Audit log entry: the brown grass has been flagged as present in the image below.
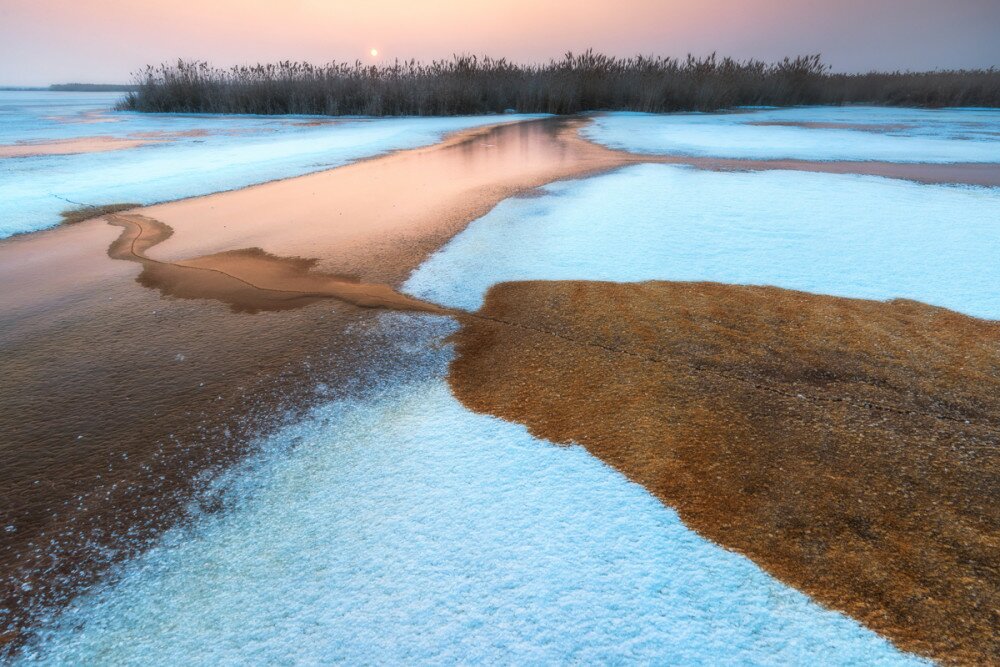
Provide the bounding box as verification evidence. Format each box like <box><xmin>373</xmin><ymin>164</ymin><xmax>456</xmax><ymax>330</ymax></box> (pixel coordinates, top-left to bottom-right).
<box><xmin>449</xmin><ymin>280</ymin><xmax>1000</xmax><ymax>665</ymax></box>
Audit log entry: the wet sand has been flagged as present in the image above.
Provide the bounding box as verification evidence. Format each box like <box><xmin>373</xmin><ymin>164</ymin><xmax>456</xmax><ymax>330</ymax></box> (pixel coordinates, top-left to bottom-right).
<box><xmin>0</xmin><ymin>117</ymin><xmax>642</xmax><ymax>649</ymax></box>
<box><xmin>0</xmin><ymin>136</ymin><xmax>152</xmax><ymax>158</ymax></box>
<box><xmin>448</xmin><ymin>281</ymin><xmax>1000</xmax><ymax>665</ymax></box>
<box><xmin>106</xmin><ymin>213</ymin><xmax>446</xmax><ymax>313</ymax></box>
<box><xmin>133</xmin><ymin>118</ymin><xmax>641</xmax><ymax>275</ymax></box>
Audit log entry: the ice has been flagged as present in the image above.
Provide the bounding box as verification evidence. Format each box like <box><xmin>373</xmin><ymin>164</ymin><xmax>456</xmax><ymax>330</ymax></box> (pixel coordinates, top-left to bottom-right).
<box><xmin>405</xmin><ymin>164</ymin><xmax>1000</xmax><ymax>319</ymax></box>
<box><xmin>0</xmin><ymin>91</ymin><xmax>540</xmax><ymax>238</ymax></box>
<box><xmin>584</xmin><ymin>108</ymin><xmax>1000</xmax><ymax>162</ymax></box>
<box><xmin>18</xmin><ymin>314</ymin><xmax>923</xmax><ymax>666</ymax></box>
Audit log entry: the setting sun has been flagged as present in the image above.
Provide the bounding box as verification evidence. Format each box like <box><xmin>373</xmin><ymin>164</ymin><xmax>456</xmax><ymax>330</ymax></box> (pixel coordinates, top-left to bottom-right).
<box><xmin>370</xmin><ymin>48</ymin><xmax>378</xmax><ymax>57</ymax></box>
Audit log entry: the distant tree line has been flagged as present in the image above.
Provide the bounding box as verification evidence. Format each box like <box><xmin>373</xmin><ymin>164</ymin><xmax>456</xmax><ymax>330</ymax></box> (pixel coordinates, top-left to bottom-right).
<box><xmin>50</xmin><ymin>83</ymin><xmax>138</xmax><ymax>92</ymax></box>
<box><xmin>117</xmin><ymin>52</ymin><xmax>1000</xmax><ymax>116</ymax></box>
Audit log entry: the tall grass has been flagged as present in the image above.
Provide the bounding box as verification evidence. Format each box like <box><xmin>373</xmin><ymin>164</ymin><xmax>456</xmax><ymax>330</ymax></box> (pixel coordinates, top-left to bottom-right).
<box><xmin>118</xmin><ymin>52</ymin><xmax>1000</xmax><ymax>116</ymax></box>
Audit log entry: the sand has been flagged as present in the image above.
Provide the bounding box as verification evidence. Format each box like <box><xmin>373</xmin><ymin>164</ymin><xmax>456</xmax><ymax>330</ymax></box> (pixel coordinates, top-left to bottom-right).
<box><xmin>448</xmin><ymin>280</ymin><xmax>1000</xmax><ymax>665</ymax></box>
<box><xmin>0</xmin><ymin>136</ymin><xmax>152</xmax><ymax>158</ymax></box>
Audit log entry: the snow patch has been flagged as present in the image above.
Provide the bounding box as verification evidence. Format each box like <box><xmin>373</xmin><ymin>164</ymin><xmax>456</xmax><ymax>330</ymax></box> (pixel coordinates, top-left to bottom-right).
<box><xmin>404</xmin><ymin>164</ymin><xmax>1000</xmax><ymax>319</ymax></box>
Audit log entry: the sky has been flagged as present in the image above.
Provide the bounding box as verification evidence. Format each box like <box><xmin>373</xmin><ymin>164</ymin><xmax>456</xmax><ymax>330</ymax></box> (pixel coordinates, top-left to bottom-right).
<box><xmin>1</xmin><ymin>0</ymin><xmax>998</xmax><ymax>86</ymax></box>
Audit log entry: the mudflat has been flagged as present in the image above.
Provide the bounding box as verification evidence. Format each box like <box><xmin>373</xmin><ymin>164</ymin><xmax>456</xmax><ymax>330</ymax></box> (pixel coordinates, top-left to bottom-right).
<box><xmin>448</xmin><ymin>280</ymin><xmax>1000</xmax><ymax>665</ymax></box>
<box><xmin>106</xmin><ymin>213</ymin><xmax>446</xmax><ymax>313</ymax></box>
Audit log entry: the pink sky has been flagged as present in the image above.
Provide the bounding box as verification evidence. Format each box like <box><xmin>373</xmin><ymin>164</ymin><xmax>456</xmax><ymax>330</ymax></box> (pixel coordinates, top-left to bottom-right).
<box><xmin>1</xmin><ymin>0</ymin><xmax>998</xmax><ymax>86</ymax></box>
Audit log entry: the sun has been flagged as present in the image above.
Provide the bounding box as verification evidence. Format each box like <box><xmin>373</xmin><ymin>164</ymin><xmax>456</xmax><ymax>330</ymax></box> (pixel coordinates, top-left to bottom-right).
<box><xmin>369</xmin><ymin>48</ymin><xmax>379</xmax><ymax>57</ymax></box>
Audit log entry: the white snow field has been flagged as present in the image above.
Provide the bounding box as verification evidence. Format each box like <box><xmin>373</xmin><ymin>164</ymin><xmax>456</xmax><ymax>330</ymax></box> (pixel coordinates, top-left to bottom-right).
<box><xmin>0</xmin><ymin>91</ymin><xmax>538</xmax><ymax>238</ymax></box>
<box><xmin>584</xmin><ymin>107</ymin><xmax>1000</xmax><ymax>162</ymax></box>
<box><xmin>18</xmin><ymin>315</ymin><xmax>924</xmax><ymax>666</ymax></box>
<box><xmin>405</xmin><ymin>164</ymin><xmax>1000</xmax><ymax>319</ymax></box>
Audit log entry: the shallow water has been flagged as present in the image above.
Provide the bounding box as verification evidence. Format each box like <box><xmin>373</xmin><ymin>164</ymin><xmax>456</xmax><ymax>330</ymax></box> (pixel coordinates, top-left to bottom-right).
<box><xmin>0</xmin><ymin>91</ymin><xmax>539</xmax><ymax>238</ymax></box>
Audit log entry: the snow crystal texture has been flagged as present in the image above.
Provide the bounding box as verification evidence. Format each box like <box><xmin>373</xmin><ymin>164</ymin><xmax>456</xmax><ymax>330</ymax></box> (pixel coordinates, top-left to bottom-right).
<box><xmin>0</xmin><ymin>91</ymin><xmax>538</xmax><ymax>238</ymax></box>
<box><xmin>584</xmin><ymin>107</ymin><xmax>1000</xmax><ymax>162</ymax></box>
<box><xmin>405</xmin><ymin>164</ymin><xmax>1000</xmax><ymax>319</ymax></box>
<box><xmin>19</xmin><ymin>314</ymin><xmax>923</xmax><ymax>666</ymax></box>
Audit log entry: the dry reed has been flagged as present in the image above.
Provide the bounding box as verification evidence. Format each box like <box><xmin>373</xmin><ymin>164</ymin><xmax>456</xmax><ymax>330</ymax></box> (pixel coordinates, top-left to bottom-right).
<box><xmin>118</xmin><ymin>52</ymin><xmax>1000</xmax><ymax>116</ymax></box>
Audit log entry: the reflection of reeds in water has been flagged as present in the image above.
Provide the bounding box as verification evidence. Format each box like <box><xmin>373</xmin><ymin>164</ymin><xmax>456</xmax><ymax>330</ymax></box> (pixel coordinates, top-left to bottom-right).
<box><xmin>118</xmin><ymin>52</ymin><xmax>1000</xmax><ymax>116</ymax></box>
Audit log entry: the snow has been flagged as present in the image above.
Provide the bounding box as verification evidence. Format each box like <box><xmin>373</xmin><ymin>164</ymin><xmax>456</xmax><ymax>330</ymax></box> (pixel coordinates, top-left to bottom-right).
<box><xmin>11</xmin><ymin>105</ymin><xmax>980</xmax><ymax>664</ymax></box>
<box><xmin>405</xmin><ymin>164</ymin><xmax>1000</xmax><ymax>319</ymax></box>
<box><xmin>18</xmin><ymin>314</ymin><xmax>923</xmax><ymax>666</ymax></box>
<box><xmin>584</xmin><ymin>107</ymin><xmax>1000</xmax><ymax>162</ymax></box>
<box><xmin>0</xmin><ymin>91</ymin><xmax>539</xmax><ymax>238</ymax></box>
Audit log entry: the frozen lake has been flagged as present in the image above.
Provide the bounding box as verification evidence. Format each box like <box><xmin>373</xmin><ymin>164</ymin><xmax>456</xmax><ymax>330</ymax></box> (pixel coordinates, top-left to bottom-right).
<box><xmin>8</xmin><ymin>105</ymin><xmax>998</xmax><ymax>664</ymax></box>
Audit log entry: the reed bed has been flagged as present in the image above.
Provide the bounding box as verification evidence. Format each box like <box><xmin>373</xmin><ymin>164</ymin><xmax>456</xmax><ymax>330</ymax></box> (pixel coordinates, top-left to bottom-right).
<box><xmin>118</xmin><ymin>52</ymin><xmax>1000</xmax><ymax>116</ymax></box>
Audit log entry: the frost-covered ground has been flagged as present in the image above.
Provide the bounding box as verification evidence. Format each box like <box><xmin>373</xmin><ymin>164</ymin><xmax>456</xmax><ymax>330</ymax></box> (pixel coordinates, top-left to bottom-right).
<box><xmin>14</xmin><ymin>107</ymin><xmax>995</xmax><ymax>664</ymax></box>
<box><xmin>584</xmin><ymin>107</ymin><xmax>1000</xmax><ymax>162</ymax></box>
<box><xmin>405</xmin><ymin>165</ymin><xmax>1000</xmax><ymax>319</ymax></box>
<box><xmin>18</xmin><ymin>315</ymin><xmax>922</xmax><ymax>666</ymax></box>
<box><xmin>0</xmin><ymin>91</ymin><xmax>537</xmax><ymax>238</ymax></box>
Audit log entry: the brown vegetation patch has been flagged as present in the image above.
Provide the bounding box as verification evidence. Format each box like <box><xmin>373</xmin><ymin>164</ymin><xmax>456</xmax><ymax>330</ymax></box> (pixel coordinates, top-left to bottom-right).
<box><xmin>448</xmin><ymin>280</ymin><xmax>1000</xmax><ymax>664</ymax></box>
<box><xmin>670</xmin><ymin>156</ymin><xmax>1000</xmax><ymax>188</ymax></box>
